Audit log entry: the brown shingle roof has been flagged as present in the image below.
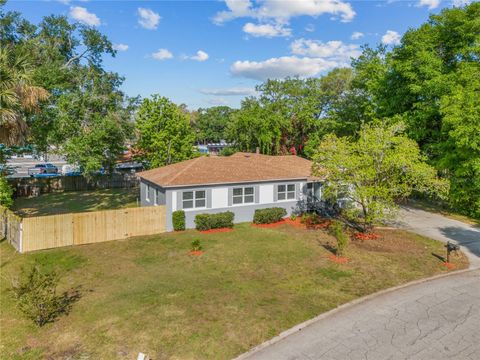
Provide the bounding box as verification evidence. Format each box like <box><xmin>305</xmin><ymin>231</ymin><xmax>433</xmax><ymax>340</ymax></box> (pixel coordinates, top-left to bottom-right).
<box><xmin>137</xmin><ymin>152</ymin><xmax>315</xmax><ymax>187</ymax></box>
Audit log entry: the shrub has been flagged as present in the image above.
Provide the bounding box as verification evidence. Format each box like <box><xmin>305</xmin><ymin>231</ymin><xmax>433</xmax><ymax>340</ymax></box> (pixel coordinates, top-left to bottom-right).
<box><xmin>0</xmin><ymin>175</ymin><xmax>13</xmax><ymax>208</ymax></box>
<box><xmin>172</xmin><ymin>210</ymin><xmax>185</xmax><ymax>231</ymax></box>
<box><xmin>11</xmin><ymin>266</ymin><xmax>81</xmax><ymax>327</ymax></box>
<box><xmin>300</xmin><ymin>212</ymin><xmax>324</xmax><ymax>228</ymax></box>
<box><xmin>191</xmin><ymin>239</ymin><xmax>202</xmax><ymax>251</ymax></box>
<box><xmin>290</xmin><ymin>213</ymin><xmax>297</xmax><ymax>221</ymax></box>
<box><xmin>253</xmin><ymin>207</ymin><xmax>287</xmax><ymax>224</ymax></box>
<box><xmin>331</xmin><ymin>221</ymin><xmax>349</xmax><ymax>257</ymax></box>
<box><xmin>195</xmin><ymin>211</ymin><xmax>234</xmax><ymax>231</ymax></box>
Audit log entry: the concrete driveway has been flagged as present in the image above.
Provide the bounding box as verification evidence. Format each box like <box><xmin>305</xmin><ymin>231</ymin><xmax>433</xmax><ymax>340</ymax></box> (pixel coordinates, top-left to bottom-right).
<box><xmin>236</xmin><ymin>209</ymin><xmax>480</xmax><ymax>360</ymax></box>
<box><xmin>396</xmin><ymin>207</ymin><xmax>480</xmax><ymax>268</ymax></box>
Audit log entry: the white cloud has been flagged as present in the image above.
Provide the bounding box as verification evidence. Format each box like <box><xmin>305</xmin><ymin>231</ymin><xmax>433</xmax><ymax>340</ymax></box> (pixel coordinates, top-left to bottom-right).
<box><xmin>183</xmin><ymin>50</ymin><xmax>209</xmax><ymax>62</ymax></box>
<box><xmin>243</xmin><ymin>22</ymin><xmax>291</xmax><ymax>38</ymax></box>
<box><xmin>231</xmin><ymin>56</ymin><xmax>340</xmax><ymax>81</ymax></box>
<box><xmin>113</xmin><ymin>44</ymin><xmax>129</xmax><ymax>52</ymax></box>
<box><xmin>417</xmin><ymin>0</ymin><xmax>440</xmax><ymax>9</ymax></box>
<box><xmin>152</xmin><ymin>48</ymin><xmax>173</xmax><ymax>60</ymax></box>
<box><xmin>290</xmin><ymin>39</ymin><xmax>361</xmax><ymax>62</ymax></box>
<box><xmin>213</xmin><ymin>0</ymin><xmax>356</xmax><ymax>24</ymax></box>
<box><xmin>69</xmin><ymin>6</ymin><xmax>100</xmax><ymax>26</ymax></box>
<box><xmin>137</xmin><ymin>8</ymin><xmax>161</xmax><ymax>30</ymax></box>
<box><xmin>199</xmin><ymin>87</ymin><xmax>256</xmax><ymax>96</ymax></box>
<box><xmin>381</xmin><ymin>30</ymin><xmax>401</xmax><ymax>45</ymax></box>
<box><xmin>351</xmin><ymin>31</ymin><xmax>364</xmax><ymax>40</ymax></box>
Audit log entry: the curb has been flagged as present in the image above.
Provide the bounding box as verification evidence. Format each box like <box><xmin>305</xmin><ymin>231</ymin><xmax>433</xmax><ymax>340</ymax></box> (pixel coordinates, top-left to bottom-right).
<box><xmin>233</xmin><ymin>267</ymin><xmax>479</xmax><ymax>360</ymax></box>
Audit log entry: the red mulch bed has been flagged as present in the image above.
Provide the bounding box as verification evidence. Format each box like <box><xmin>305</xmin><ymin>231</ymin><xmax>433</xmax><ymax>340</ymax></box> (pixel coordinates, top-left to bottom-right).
<box><xmin>199</xmin><ymin>228</ymin><xmax>234</xmax><ymax>234</ymax></box>
<box><xmin>443</xmin><ymin>262</ymin><xmax>456</xmax><ymax>269</ymax></box>
<box><xmin>352</xmin><ymin>232</ymin><xmax>381</xmax><ymax>241</ymax></box>
<box><xmin>189</xmin><ymin>250</ymin><xmax>204</xmax><ymax>256</ymax></box>
<box><xmin>328</xmin><ymin>254</ymin><xmax>349</xmax><ymax>264</ymax></box>
<box><xmin>252</xmin><ymin>219</ymin><xmax>287</xmax><ymax>228</ymax></box>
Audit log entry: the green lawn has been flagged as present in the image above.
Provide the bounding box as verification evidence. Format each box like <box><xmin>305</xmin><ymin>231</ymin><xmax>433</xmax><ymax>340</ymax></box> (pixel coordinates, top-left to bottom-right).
<box><xmin>11</xmin><ymin>188</ymin><xmax>139</xmax><ymax>217</ymax></box>
<box><xmin>0</xmin><ymin>223</ymin><xmax>468</xmax><ymax>359</ymax></box>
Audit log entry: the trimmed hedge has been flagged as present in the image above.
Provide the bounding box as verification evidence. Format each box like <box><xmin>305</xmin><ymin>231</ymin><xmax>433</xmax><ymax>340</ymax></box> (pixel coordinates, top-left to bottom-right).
<box><xmin>195</xmin><ymin>211</ymin><xmax>234</xmax><ymax>231</ymax></box>
<box><xmin>172</xmin><ymin>210</ymin><xmax>185</xmax><ymax>231</ymax></box>
<box><xmin>253</xmin><ymin>207</ymin><xmax>287</xmax><ymax>224</ymax></box>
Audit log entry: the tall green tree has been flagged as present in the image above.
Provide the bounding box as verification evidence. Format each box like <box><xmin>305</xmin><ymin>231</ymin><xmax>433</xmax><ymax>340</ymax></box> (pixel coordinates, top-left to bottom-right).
<box><xmin>136</xmin><ymin>95</ymin><xmax>196</xmax><ymax>168</ymax></box>
<box><xmin>194</xmin><ymin>106</ymin><xmax>234</xmax><ymax>144</ymax></box>
<box><xmin>0</xmin><ymin>44</ymin><xmax>49</xmax><ymax>145</ymax></box>
<box><xmin>1</xmin><ymin>6</ymin><xmax>134</xmax><ymax>173</ymax></box>
<box><xmin>313</xmin><ymin>122</ymin><xmax>448</xmax><ymax>231</ymax></box>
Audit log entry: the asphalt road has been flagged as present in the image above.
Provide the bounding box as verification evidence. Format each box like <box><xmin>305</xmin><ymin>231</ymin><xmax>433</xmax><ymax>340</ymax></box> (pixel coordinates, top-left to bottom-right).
<box><xmin>238</xmin><ymin>269</ymin><xmax>480</xmax><ymax>360</ymax></box>
<box><xmin>6</xmin><ymin>156</ymin><xmax>67</xmax><ymax>178</ymax></box>
<box><xmin>236</xmin><ymin>209</ymin><xmax>480</xmax><ymax>360</ymax></box>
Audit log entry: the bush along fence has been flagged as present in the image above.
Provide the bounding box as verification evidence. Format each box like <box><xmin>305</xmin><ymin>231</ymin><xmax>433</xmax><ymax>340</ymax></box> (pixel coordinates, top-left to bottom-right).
<box><xmin>1</xmin><ymin>206</ymin><xmax>166</xmax><ymax>253</ymax></box>
<box><xmin>1</xmin><ymin>206</ymin><xmax>22</xmax><ymax>251</ymax></box>
<box><xmin>8</xmin><ymin>173</ymin><xmax>139</xmax><ymax>198</ymax></box>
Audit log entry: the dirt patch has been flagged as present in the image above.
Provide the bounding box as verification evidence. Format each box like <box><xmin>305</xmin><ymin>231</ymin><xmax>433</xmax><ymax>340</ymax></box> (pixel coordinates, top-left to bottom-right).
<box><xmin>352</xmin><ymin>230</ymin><xmax>422</xmax><ymax>254</ymax></box>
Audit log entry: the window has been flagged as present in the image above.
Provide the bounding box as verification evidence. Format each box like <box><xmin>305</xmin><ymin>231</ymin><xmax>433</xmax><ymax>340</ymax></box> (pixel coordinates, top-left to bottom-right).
<box><xmin>232</xmin><ymin>186</ymin><xmax>254</xmax><ymax>205</ymax></box>
<box><xmin>182</xmin><ymin>190</ymin><xmax>206</xmax><ymax>209</ymax></box>
<box><xmin>277</xmin><ymin>184</ymin><xmax>296</xmax><ymax>201</ymax></box>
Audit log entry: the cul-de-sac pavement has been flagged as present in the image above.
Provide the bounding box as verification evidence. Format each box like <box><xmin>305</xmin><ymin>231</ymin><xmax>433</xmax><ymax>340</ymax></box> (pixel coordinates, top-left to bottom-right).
<box><xmin>239</xmin><ymin>208</ymin><xmax>480</xmax><ymax>360</ymax></box>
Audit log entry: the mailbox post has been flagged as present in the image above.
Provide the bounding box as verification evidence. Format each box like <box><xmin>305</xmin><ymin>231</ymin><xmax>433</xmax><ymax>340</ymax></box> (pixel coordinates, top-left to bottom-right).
<box><xmin>445</xmin><ymin>241</ymin><xmax>460</xmax><ymax>264</ymax></box>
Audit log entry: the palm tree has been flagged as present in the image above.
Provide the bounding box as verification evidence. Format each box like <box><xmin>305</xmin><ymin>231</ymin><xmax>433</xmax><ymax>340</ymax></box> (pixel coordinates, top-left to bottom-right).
<box><xmin>0</xmin><ymin>45</ymin><xmax>49</xmax><ymax>145</ymax></box>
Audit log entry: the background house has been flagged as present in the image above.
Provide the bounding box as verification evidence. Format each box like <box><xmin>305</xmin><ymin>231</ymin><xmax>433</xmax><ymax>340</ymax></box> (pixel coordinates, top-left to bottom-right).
<box><xmin>137</xmin><ymin>152</ymin><xmax>322</xmax><ymax>231</ymax></box>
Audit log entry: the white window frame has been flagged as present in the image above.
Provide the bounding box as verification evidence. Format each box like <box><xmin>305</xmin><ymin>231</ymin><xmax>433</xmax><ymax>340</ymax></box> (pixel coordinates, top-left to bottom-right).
<box><xmin>145</xmin><ymin>184</ymin><xmax>150</xmax><ymax>202</ymax></box>
<box><xmin>277</xmin><ymin>183</ymin><xmax>296</xmax><ymax>202</ymax></box>
<box><xmin>154</xmin><ymin>189</ymin><xmax>159</xmax><ymax>206</ymax></box>
<box><xmin>232</xmin><ymin>186</ymin><xmax>255</xmax><ymax>206</ymax></box>
<box><xmin>182</xmin><ymin>190</ymin><xmax>207</xmax><ymax>210</ymax></box>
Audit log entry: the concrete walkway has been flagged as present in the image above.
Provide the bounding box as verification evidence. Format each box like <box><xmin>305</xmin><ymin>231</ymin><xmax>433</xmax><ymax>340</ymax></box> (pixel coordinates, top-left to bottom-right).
<box><xmin>396</xmin><ymin>207</ymin><xmax>480</xmax><ymax>268</ymax></box>
<box><xmin>237</xmin><ymin>210</ymin><xmax>480</xmax><ymax>360</ymax></box>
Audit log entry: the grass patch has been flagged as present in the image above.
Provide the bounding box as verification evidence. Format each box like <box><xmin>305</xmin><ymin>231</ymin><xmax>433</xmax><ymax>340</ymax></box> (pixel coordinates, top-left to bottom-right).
<box><xmin>11</xmin><ymin>188</ymin><xmax>139</xmax><ymax>217</ymax></box>
<box><xmin>0</xmin><ymin>223</ymin><xmax>468</xmax><ymax>359</ymax></box>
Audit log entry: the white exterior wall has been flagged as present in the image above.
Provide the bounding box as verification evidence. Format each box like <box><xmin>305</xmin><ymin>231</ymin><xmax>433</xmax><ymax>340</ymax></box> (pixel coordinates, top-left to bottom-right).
<box><xmin>259</xmin><ymin>183</ymin><xmax>274</xmax><ymax>204</ymax></box>
<box><xmin>212</xmin><ymin>187</ymin><xmax>229</xmax><ymax>208</ymax></box>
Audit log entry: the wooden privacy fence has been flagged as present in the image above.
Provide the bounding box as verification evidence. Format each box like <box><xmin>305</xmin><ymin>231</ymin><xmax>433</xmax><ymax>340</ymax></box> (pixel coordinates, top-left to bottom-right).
<box><xmin>3</xmin><ymin>206</ymin><xmax>166</xmax><ymax>253</ymax></box>
<box><xmin>9</xmin><ymin>174</ymin><xmax>139</xmax><ymax>198</ymax></box>
<box><xmin>1</xmin><ymin>206</ymin><xmax>22</xmax><ymax>252</ymax></box>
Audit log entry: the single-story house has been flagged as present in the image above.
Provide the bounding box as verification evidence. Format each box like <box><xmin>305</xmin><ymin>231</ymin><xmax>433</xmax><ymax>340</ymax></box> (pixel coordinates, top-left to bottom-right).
<box><xmin>137</xmin><ymin>152</ymin><xmax>323</xmax><ymax>231</ymax></box>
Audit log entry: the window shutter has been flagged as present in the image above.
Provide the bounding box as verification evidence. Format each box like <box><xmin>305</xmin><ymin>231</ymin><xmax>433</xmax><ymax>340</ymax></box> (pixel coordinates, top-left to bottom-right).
<box><xmin>207</xmin><ymin>189</ymin><xmax>212</xmax><ymax>208</ymax></box>
<box><xmin>295</xmin><ymin>183</ymin><xmax>301</xmax><ymax>200</ymax></box>
<box><xmin>176</xmin><ymin>191</ymin><xmax>183</xmax><ymax>210</ymax></box>
<box><xmin>254</xmin><ymin>185</ymin><xmax>260</xmax><ymax>203</ymax></box>
<box><xmin>273</xmin><ymin>184</ymin><xmax>278</xmax><ymax>202</ymax></box>
<box><xmin>228</xmin><ymin>187</ymin><xmax>233</xmax><ymax>206</ymax></box>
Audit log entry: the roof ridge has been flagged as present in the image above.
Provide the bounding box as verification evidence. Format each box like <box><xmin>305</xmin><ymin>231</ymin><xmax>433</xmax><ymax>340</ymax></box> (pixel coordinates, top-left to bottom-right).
<box><xmin>167</xmin><ymin>156</ymin><xmax>205</xmax><ymax>185</ymax></box>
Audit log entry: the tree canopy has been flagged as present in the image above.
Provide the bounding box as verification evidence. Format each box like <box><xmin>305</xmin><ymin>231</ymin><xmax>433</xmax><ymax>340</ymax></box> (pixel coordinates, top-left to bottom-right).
<box><xmin>135</xmin><ymin>95</ymin><xmax>196</xmax><ymax>168</ymax></box>
<box><xmin>313</xmin><ymin>122</ymin><xmax>448</xmax><ymax>231</ymax></box>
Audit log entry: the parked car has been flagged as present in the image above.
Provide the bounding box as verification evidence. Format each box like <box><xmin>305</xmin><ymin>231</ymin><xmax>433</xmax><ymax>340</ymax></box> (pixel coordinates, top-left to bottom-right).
<box><xmin>28</xmin><ymin>163</ymin><xmax>59</xmax><ymax>177</ymax></box>
<box><xmin>61</xmin><ymin>164</ymin><xmax>82</xmax><ymax>176</ymax></box>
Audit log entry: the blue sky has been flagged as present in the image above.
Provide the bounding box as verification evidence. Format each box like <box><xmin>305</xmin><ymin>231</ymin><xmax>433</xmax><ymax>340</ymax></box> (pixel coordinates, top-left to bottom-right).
<box><xmin>6</xmin><ymin>0</ymin><xmax>468</xmax><ymax>109</ymax></box>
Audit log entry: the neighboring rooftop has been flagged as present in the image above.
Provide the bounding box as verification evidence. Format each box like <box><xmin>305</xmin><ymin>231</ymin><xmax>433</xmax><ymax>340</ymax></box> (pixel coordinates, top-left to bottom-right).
<box><xmin>137</xmin><ymin>152</ymin><xmax>315</xmax><ymax>187</ymax></box>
